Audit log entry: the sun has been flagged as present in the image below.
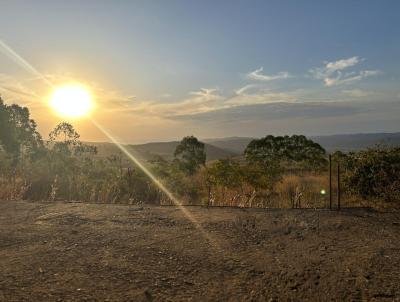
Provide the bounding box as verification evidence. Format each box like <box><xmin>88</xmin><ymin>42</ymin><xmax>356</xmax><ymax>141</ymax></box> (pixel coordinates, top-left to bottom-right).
<box><xmin>49</xmin><ymin>84</ymin><xmax>93</xmax><ymax>118</ymax></box>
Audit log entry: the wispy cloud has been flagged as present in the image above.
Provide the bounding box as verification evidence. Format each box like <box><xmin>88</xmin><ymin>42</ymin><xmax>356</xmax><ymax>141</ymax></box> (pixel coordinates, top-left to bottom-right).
<box><xmin>226</xmin><ymin>91</ymin><xmax>296</xmax><ymax>106</ymax></box>
<box><xmin>0</xmin><ymin>73</ymin><xmax>43</xmax><ymax>108</ymax></box>
<box><xmin>174</xmin><ymin>101</ymin><xmax>363</xmax><ymax>123</ymax></box>
<box><xmin>189</xmin><ymin>88</ymin><xmax>220</xmax><ymax>98</ymax></box>
<box><xmin>246</xmin><ymin>67</ymin><xmax>290</xmax><ymax>81</ymax></box>
<box><xmin>126</xmin><ymin>86</ymin><xmax>297</xmax><ymax>120</ymax></box>
<box><xmin>341</xmin><ymin>89</ymin><xmax>371</xmax><ymax>97</ymax></box>
<box><xmin>310</xmin><ymin>56</ymin><xmax>380</xmax><ymax>87</ymax></box>
<box><xmin>127</xmin><ymin>88</ymin><xmax>224</xmax><ymax>117</ymax></box>
<box><xmin>234</xmin><ymin>84</ymin><xmax>257</xmax><ymax>95</ymax></box>
<box><xmin>326</xmin><ymin>56</ymin><xmax>360</xmax><ymax>72</ymax></box>
<box><xmin>324</xmin><ymin>70</ymin><xmax>380</xmax><ymax>87</ymax></box>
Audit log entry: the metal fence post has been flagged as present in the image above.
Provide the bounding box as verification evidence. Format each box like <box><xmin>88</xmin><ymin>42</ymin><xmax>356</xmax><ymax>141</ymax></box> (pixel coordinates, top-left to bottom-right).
<box><xmin>337</xmin><ymin>162</ymin><xmax>341</xmax><ymax>210</ymax></box>
<box><xmin>329</xmin><ymin>154</ymin><xmax>332</xmax><ymax>210</ymax></box>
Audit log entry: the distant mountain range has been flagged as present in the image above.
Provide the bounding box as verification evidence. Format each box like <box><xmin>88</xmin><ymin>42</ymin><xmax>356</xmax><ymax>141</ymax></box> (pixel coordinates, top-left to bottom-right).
<box><xmin>89</xmin><ymin>132</ymin><xmax>400</xmax><ymax>162</ymax></box>
<box><xmin>90</xmin><ymin>141</ymin><xmax>237</xmax><ymax>163</ymax></box>
<box><xmin>310</xmin><ymin>133</ymin><xmax>400</xmax><ymax>152</ymax></box>
<box><xmin>205</xmin><ymin>132</ymin><xmax>400</xmax><ymax>153</ymax></box>
<box><xmin>203</xmin><ymin>137</ymin><xmax>254</xmax><ymax>154</ymax></box>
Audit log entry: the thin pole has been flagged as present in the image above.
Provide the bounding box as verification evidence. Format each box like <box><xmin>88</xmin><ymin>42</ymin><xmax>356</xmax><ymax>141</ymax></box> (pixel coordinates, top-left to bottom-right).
<box><xmin>337</xmin><ymin>163</ymin><xmax>341</xmax><ymax>210</ymax></box>
<box><xmin>329</xmin><ymin>154</ymin><xmax>332</xmax><ymax>210</ymax></box>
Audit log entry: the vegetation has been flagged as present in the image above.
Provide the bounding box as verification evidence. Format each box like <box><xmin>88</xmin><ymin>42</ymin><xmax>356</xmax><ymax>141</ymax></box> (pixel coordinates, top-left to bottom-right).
<box><xmin>0</xmin><ymin>97</ymin><xmax>399</xmax><ymax>207</ymax></box>
<box><xmin>173</xmin><ymin>136</ymin><xmax>206</xmax><ymax>175</ymax></box>
<box><xmin>245</xmin><ymin>135</ymin><xmax>326</xmax><ymax>164</ymax></box>
<box><xmin>339</xmin><ymin>148</ymin><xmax>400</xmax><ymax>203</ymax></box>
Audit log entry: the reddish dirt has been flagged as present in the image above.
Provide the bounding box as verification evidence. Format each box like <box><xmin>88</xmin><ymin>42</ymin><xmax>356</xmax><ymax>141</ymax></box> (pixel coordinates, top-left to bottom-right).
<box><xmin>0</xmin><ymin>200</ymin><xmax>399</xmax><ymax>301</ymax></box>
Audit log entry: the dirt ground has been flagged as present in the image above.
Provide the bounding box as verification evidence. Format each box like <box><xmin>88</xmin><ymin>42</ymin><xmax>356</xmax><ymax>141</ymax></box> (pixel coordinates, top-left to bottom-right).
<box><xmin>0</xmin><ymin>200</ymin><xmax>399</xmax><ymax>301</ymax></box>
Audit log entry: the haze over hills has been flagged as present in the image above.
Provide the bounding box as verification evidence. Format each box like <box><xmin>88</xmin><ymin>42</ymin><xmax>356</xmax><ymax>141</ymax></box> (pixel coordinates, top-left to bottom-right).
<box><xmin>310</xmin><ymin>133</ymin><xmax>400</xmax><ymax>152</ymax></box>
<box><xmin>90</xmin><ymin>141</ymin><xmax>237</xmax><ymax>163</ymax></box>
<box><xmin>203</xmin><ymin>137</ymin><xmax>254</xmax><ymax>154</ymax></box>
<box><xmin>89</xmin><ymin>132</ymin><xmax>400</xmax><ymax>163</ymax></box>
<box><xmin>205</xmin><ymin>133</ymin><xmax>400</xmax><ymax>154</ymax></box>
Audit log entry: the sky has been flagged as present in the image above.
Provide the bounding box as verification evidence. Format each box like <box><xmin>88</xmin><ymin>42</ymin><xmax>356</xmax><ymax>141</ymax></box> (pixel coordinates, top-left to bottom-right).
<box><xmin>1</xmin><ymin>0</ymin><xmax>400</xmax><ymax>143</ymax></box>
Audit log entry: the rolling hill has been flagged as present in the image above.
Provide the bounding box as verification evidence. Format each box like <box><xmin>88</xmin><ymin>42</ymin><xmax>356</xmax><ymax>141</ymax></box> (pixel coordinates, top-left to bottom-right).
<box><xmin>203</xmin><ymin>137</ymin><xmax>254</xmax><ymax>154</ymax></box>
<box><xmin>204</xmin><ymin>132</ymin><xmax>400</xmax><ymax>154</ymax></box>
<box><xmin>88</xmin><ymin>132</ymin><xmax>400</xmax><ymax>164</ymax></box>
<box><xmin>310</xmin><ymin>132</ymin><xmax>400</xmax><ymax>152</ymax></box>
<box><xmin>90</xmin><ymin>141</ymin><xmax>237</xmax><ymax>163</ymax></box>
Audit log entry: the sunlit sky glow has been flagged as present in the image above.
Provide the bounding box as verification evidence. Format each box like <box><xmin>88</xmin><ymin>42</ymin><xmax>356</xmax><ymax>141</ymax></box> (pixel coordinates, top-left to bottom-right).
<box><xmin>1</xmin><ymin>0</ymin><xmax>400</xmax><ymax>143</ymax></box>
<box><xmin>49</xmin><ymin>84</ymin><xmax>93</xmax><ymax>118</ymax></box>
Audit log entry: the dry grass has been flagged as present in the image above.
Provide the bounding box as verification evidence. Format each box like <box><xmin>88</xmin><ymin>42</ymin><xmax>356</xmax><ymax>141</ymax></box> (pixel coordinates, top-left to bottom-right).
<box><xmin>273</xmin><ymin>173</ymin><xmax>329</xmax><ymax>208</ymax></box>
<box><xmin>0</xmin><ymin>178</ymin><xmax>29</xmax><ymax>200</ymax></box>
<box><xmin>273</xmin><ymin>172</ymin><xmax>375</xmax><ymax>209</ymax></box>
<box><xmin>204</xmin><ymin>172</ymin><xmax>374</xmax><ymax>209</ymax></box>
<box><xmin>0</xmin><ymin>172</ymin><xmax>380</xmax><ymax>209</ymax></box>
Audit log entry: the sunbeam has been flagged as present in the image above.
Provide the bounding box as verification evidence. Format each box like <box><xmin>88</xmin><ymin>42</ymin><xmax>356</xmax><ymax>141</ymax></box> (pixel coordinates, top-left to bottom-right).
<box><xmin>90</xmin><ymin>118</ymin><xmax>221</xmax><ymax>250</ymax></box>
<box><xmin>0</xmin><ymin>39</ymin><xmax>54</xmax><ymax>88</ymax></box>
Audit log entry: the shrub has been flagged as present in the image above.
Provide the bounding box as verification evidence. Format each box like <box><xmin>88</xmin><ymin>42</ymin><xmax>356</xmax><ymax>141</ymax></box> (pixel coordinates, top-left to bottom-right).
<box><xmin>342</xmin><ymin>148</ymin><xmax>400</xmax><ymax>202</ymax></box>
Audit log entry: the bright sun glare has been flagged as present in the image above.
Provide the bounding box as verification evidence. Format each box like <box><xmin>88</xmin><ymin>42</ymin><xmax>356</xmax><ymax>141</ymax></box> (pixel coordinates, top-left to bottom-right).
<box><xmin>50</xmin><ymin>84</ymin><xmax>93</xmax><ymax>118</ymax></box>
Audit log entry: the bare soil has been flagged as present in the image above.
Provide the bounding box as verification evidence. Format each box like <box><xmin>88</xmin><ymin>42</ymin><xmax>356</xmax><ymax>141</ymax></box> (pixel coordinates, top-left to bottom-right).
<box><xmin>0</xmin><ymin>200</ymin><xmax>399</xmax><ymax>301</ymax></box>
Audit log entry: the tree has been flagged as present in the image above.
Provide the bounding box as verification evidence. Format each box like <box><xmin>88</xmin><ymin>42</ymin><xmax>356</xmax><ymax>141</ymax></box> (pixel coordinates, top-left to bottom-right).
<box><xmin>49</xmin><ymin>122</ymin><xmax>96</xmax><ymax>156</ymax></box>
<box><xmin>206</xmin><ymin>158</ymin><xmax>243</xmax><ymax>204</ymax></box>
<box><xmin>207</xmin><ymin>159</ymin><xmax>242</xmax><ymax>189</ymax></box>
<box><xmin>49</xmin><ymin>122</ymin><xmax>80</xmax><ymax>154</ymax></box>
<box><xmin>0</xmin><ymin>97</ymin><xmax>43</xmax><ymax>162</ymax></box>
<box><xmin>242</xmin><ymin>135</ymin><xmax>326</xmax><ymax>197</ymax></box>
<box><xmin>174</xmin><ymin>136</ymin><xmax>206</xmax><ymax>175</ymax></box>
<box><xmin>242</xmin><ymin>160</ymin><xmax>282</xmax><ymax>192</ymax></box>
<box><xmin>245</xmin><ymin>135</ymin><xmax>327</xmax><ymax>169</ymax></box>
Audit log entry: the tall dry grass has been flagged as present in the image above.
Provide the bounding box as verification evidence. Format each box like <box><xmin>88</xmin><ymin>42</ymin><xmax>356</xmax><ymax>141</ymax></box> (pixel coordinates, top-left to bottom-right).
<box><xmin>0</xmin><ymin>178</ymin><xmax>30</xmax><ymax>201</ymax></box>
<box><xmin>0</xmin><ymin>169</ymin><xmax>373</xmax><ymax>209</ymax></box>
<box><xmin>203</xmin><ymin>171</ymin><xmax>372</xmax><ymax>209</ymax></box>
<box><xmin>273</xmin><ymin>173</ymin><xmax>329</xmax><ymax>208</ymax></box>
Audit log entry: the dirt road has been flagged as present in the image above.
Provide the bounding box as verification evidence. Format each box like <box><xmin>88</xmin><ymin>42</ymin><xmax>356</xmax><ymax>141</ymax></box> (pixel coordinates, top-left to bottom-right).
<box><xmin>0</xmin><ymin>200</ymin><xmax>399</xmax><ymax>301</ymax></box>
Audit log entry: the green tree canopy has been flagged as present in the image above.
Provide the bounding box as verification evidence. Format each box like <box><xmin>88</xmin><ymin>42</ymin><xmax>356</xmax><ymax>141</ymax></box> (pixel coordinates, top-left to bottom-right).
<box><xmin>207</xmin><ymin>158</ymin><xmax>242</xmax><ymax>189</ymax></box>
<box><xmin>0</xmin><ymin>97</ymin><xmax>43</xmax><ymax>160</ymax></box>
<box><xmin>174</xmin><ymin>136</ymin><xmax>206</xmax><ymax>175</ymax></box>
<box><xmin>244</xmin><ymin>135</ymin><xmax>327</xmax><ymax>168</ymax></box>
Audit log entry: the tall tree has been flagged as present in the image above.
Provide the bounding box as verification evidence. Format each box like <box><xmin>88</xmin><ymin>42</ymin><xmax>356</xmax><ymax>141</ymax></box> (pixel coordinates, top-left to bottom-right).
<box><xmin>174</xmin><ymin>136</ymin><xmax>206</xmax><ymax>175</ymax></box>
<box><xmin>49</xmin><ymin>122</ymin><xmax>96</xmax><ymax>156</ymax></box>
<box><xmin>0</xmin><ymin>97</ymin><xmax>43</xmax><ymax>161</ymax></box>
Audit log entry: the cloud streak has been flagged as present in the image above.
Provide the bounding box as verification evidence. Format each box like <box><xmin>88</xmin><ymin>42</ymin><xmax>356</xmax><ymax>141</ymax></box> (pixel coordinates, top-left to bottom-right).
<box><xmin>341</xmin><ymin>89</ymin><xmax>371</xmax><ymax>97</ymax></box>
<box><xmin>310</xmin><ymin>56</ymin><xmax>380</xmax><ymax>87</ymax></box>
<box><xmin>173</xmin><ymin>101</ymin><xmax>364</xmax><ymax>123</ymax></box>
<box><xmin>247</xmin><ymin>67</ymin><xmax>290</xmax><ymax>81</ymax></box>
<box><xmin>235</xmin><ymin>84</ymin><xmax>257</xmax><ymax>95</ymax></box>
<box><xmin>326</xmin><ymin>56</ymin><xmax>360</xmax><ymax>72</ymax></box>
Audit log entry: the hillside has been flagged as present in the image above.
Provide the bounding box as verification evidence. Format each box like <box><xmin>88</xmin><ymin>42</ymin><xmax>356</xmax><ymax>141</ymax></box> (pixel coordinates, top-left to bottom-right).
<box><xmin>88</xmin><ymin>132</ymin><xmax>400</xmax><ymax>163</ymax></box>
<box><xmin>204</xmin><ymin>132</ymin><xmax>400</xmax><ymax>154</ymax></box>
<box><xmin>310</xmin><ymin>132</ymin><xmax>400</xmax><ymax>152</ymax></box>
<box><xmin>203</xmin><ymin>137</ymin><xmax>253</xmax><ymax>154</ymax></box>
<box><xmin>90</xmin><ymin>141</ymin><xmax>237</xmax><ymax>163</ymax></box>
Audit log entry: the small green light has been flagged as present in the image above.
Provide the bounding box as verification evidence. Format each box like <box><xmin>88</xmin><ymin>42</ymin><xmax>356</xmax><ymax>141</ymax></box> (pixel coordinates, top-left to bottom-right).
<box><xmin>320</xmin><ymin>189</ymin><xmax>326</xmax><ymax>195</ymax></box>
